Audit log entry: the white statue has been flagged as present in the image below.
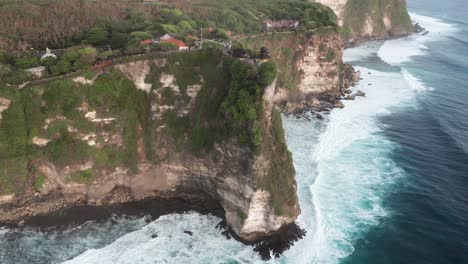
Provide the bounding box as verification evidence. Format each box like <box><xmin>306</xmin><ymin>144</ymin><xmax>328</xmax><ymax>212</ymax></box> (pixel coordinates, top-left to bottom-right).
<box><xmin>41</xmin><ymin>47</ymin><xmax>57</xmax><ymax>61</ymax></box>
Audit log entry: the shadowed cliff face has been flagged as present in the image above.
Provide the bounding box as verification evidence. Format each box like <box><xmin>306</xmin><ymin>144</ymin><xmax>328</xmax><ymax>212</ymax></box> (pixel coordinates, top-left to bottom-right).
<box><xmin>315</xmin><ymin>0</ymin><xmax>413</xmax><ymax>42</ymax></box>
<box><xmin>0</xmin><ymin>50</ymin><xmax>298</xmax><ymax>242</ymax></box>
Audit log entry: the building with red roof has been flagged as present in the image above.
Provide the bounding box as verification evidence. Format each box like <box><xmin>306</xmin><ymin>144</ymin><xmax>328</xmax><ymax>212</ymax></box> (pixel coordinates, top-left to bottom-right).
<box><xmin>161</xmin><ymin>37</ymin><xmax>189</xmax><ymax>51</ymax></box>
<box><xmin>140</xmin><ymin>39</ymin><xmax>154</xmax><ymax>45</ymax></box>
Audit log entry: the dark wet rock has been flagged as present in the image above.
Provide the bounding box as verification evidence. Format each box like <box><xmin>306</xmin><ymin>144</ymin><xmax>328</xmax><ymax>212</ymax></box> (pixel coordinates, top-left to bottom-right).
<box><xmin>315</xmin><ymin>113</ymin><xmax>324</xmax><ymax>120</ymax></box>
<box><xmin>414</xmin><ymin>23</ymin><xmax>426</xmax><ymax>33</ymax></box>
<box><xmin>184</xmin><ymin>231</ymin><xmax>193</xmax><ymax>236</ymax></box>
<box><xmin>151</xmin><ymin>234</ymin><xmax>158</xmax><ymax>239</ymax></box>
<box><xmin>221</xmin><ymin>230</ymin><xmax>232</xmax><ymax>239</ymax></box>
<box><xmin>344</xmin><ymin>94</ymin><xmax>355</xmax><ymax>100</ymax></box>
<box><xmin>355</xmin><ymin>90</ymin><xmax>366</xmax><ymax>97</ymax></box>
<box><xmin>216</xmin><ymin>220</ymin><xmax>227</xmax><ymax>230</ymax></box>
<box><xmin>344</xmin><ymin>89</ymin><xmax>352</xmax><ymax>94</ymax></box>
<box><xmin>253</xmin><ymin>223</ymin><xmax>306</xmax><ymax>260</ymax></box>
<box><xmin>368</xmin><ymin>83</ymin><xmax>372</xmax><ymax>86</ymax></box>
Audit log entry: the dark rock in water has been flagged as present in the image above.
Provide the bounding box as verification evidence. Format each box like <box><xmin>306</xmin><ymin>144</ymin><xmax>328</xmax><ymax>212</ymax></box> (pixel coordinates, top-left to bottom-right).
<box><xmin>184</xmin><ymin>231</ymin><xmax>193</xmax><ymax>236</ymax></box>
<box><xmin>355</xmin><ymin>90</ymin><xmax>366</xmax><ymax>97</ymax></box>
<box><xmin>368</xmin><ymin>72</ymin><xmax>371</xmax><ymax>74</ymax></box>
<box><xmin>344</xmin><ymin>89</ymin><xmax>352</xmax><ymax>94</ymax></box>
<box><xmin>221</xmin><ymin>230</ymin><xmax>232</xmax><ymax>240</ymax></box>
<box><xmin>215</xmin><ymin>220</ymin><xmax>227</xmax><ymax>230</ymax></box>
<box><xmin>422</xmin><ymin>31</ymin><xmax>429</xmax><ymax>36</ymax></box>
<box><xmin>368</xmin><ymin>83</ymin><xmax>372</xmax><ymax>86</ymax></box>
<box><xmin>414</xmin><ymin>22</ymin><xmax>426</xmax><ymax>33</ymax></box>
<box><xmin>315</xmin><ymin>113</ymin><xmax>324</xmax><ymax>120</ymax></box>
<box><xmin>151</xmin><ymin>234</ymin><xmax>158</xmax><ymax>239</ymax></box>
<box><xmin>345</xmin><ymin>94</ymin><xmax>355</xmax><ymax>100</ymax></box>
<box><xmin>253</xmin><ymin>223</ymin><xmax>306</xmax><ymax>260</ymax></box>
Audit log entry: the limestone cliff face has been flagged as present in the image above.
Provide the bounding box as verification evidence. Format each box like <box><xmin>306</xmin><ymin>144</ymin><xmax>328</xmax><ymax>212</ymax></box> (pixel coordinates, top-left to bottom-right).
<box><xmin>314</xmin><ymin>0</ymin><xmax>413</xmax><ymax>42</ymax></box>
<box><xmin>0</xmin><ymin>52</ymin><xmax>298</xmax><ymax>242</ymax></box>
<box><xmin>240</xmin><ymin>29</ymin><xmax>346</xmax><ymax>113</ymax></box>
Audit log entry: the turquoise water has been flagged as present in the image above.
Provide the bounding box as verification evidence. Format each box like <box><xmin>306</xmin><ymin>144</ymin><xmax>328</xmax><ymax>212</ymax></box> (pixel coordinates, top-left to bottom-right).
<box><xmin>1</xmin><ymin>1</ymin><xmax>467</xmax><ymax>263</ymax></box>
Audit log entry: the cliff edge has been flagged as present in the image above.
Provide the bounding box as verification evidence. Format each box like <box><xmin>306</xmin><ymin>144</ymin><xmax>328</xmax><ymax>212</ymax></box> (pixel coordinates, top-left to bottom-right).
<box><xmin>314</xmin><ymin>0</ymin><xmax>413</xmax><ymax>43</ymax></box>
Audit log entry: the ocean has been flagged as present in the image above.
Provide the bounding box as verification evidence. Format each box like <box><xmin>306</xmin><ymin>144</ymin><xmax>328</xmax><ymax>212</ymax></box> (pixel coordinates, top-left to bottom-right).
<box><xmin>1</xmin><ymin>0</ymin><xmax>467</xmax><ymax>263</ymax></box>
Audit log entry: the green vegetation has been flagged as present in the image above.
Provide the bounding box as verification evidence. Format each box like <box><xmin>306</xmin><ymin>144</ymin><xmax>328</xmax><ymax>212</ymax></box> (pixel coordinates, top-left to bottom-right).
<box><xmin>325</xmin><ymin>48</ymin><xmax>336</xmax><ymax>62</ymax></box>
<box><xmin>166</xmin><ymin>0</ymin><xmax>337</xmax><ymax>34</ymax></box>
<box><xmin>0</xmin><ymin>0</ymin><xmax>337</xmax><ymax>85</ymax></box>
<box><xmin>87</xmin><ymin>70</ymin><xmax>155</xmax><ymax>172</ymax></box>
<box><xmin>257</xmin><ymin>109</ymin><xmax>296</xmax><ymax>217</ymax></box>
<box><xmin>0</xmin><ymin>46</ymin><xmax>295</xmax><ymax>219</ymax></box>
<box><xmin>239</xmin><ymin>32</ymin><xmax>301</xmax><ymax>89</ymax></box>
<box><xmin>342</xmin><ymin>0</ymin><xmax>413</xmax><ymax>39</ymax></box>
<box><xmin>0</xmin><ymin>85</ymin><xmax>35</xmax><ymax>194</ymax></box>
<box><xmin>70</xmin><ymin>169</ymin><xmax>95</xmax><ymax>184</ymax></box>
<box><xmin>33</xmin><ymin>175</ymin><xmax>45</xmax><ymax>192</ymax></box>
<box><xmin>238</xmin><ymin>211</ymin><xmax>247</xmax><ymax>221</ymax></box>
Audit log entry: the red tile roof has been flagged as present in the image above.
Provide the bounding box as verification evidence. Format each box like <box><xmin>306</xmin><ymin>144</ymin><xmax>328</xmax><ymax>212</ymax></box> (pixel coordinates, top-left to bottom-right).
<box><xmin>161</xmin><ymin>37</ymin><xmax>188</xmax><ymax>48</ymax></box>
<box><xmin>140</xmin><ymin>39</ymin><xmax>153</xmax><ymax>45</ymax></box>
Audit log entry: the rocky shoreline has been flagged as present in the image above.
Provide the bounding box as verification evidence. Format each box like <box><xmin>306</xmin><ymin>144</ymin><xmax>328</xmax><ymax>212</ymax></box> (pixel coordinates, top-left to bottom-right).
<box><xmin>278</xmin><ymin>63</ymin><xmax>362</xmax><ymax>118</ymax></box>
<box><xmin>0</xmin><ymin>187</ymin><xmax>304</xmax><ymax>260</ymax></box>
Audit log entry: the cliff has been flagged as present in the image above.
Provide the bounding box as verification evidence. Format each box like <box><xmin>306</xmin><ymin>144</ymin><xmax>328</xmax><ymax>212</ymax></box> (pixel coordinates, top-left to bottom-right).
<box><xmin>239</xmin><ymin>28</ymin><xmax>358</xmax><ymax>113</ymax></box>
<box><xmin>314</xmin><ymin>0</ymin><xmax>413</xmax><ymax>43</ymax></box>
<box><xmin>0</xmin><ymin>49</ymin><xmax>298</xmax><ymax>242</ymax></box>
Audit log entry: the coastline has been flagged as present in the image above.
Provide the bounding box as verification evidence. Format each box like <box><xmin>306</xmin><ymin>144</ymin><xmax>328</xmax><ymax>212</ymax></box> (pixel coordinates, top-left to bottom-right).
<box><xmin>0</xmin><ymin>25</ymin><xmax>419</xmax><ymax>263</ymax></box>
<box><xmin>0</xmin><ymin>190</ymin><xmax>304</xmax><ymax>260</ymax></box>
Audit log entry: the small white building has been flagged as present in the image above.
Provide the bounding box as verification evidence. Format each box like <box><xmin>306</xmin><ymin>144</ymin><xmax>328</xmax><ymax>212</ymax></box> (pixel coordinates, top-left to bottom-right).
<box><xmin>26</xmin><ymin>66</ymin><xmax>46</xmax><ymax>78</ymax></box>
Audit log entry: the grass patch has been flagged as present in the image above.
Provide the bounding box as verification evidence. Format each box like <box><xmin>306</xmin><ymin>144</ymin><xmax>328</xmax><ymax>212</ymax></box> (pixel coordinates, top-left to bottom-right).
<box><xmin>70</xmin><ymin>169</ymin><xmax>95</xmax><ymax>184</ymax></box>
<box><xmin>33</xmin><ymin>174</ymin><xmax>46</xmax><ymax>192</ymax></box>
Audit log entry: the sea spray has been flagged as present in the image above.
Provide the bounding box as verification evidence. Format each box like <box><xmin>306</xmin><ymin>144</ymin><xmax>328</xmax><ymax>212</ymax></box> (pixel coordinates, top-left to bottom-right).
<box><xmin>64</xmin><ymin>213</ymin><xmax>262</xmax><ymax>264</ymax></box>
<box><xmin>378</xmin><ymin>13</ymin><xmax>456</xmax><ymax>66</ymax></box>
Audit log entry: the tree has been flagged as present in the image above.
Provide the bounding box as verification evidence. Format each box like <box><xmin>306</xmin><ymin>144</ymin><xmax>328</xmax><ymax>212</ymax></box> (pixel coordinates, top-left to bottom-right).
<box><xmin>0</xmin><ymin>63</ymin><xmax>12</xmax><ymax>81</ymax></box>
<box><xmin>50</xmin><ymin>60</ymin><xmax>72</xmax><ymax>76</ymax></box>
<box><xmin>259</xmin><ymin>47</ymin><xmax>270</xmax><ymax>59</ymax></box>
<box><xmin>110</xmin><ymin>32</ymin><xmax>129</xmax><ymax>49</ymax></box>
<box><xmin>258</xmin><ymin>61</ymin><xmax>277</xmax><ymax>87</ymax></box>
<box><xmin>130</xmin><ymin>31</ymin><xmax>153</xmax><ymax>41</ymax></box>
<box><xmin>87</xmin><ymin>27</ymin><xmax>109</xmax><ymax>45</ymax></box>
<box><xmin>15</xmin><ymin>56</ymin><xmax>40</xmax><ymax>69</ymax></box>
<box><xmin>2</xmin><ymin>69</ymin><xmax>32</xmax><ymax>85</ymax></box>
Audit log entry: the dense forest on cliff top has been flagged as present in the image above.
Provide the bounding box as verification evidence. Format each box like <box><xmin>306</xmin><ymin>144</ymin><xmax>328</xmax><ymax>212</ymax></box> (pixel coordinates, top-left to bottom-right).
<box><xmin>0</xmin><ymin>0</ymin><xmax>336</xmax><ymax>85</ymax></box>
<box><xmin>0</xmin><ymin>0</ymin><xmax>336</xmax><ymax>53</ymax></box>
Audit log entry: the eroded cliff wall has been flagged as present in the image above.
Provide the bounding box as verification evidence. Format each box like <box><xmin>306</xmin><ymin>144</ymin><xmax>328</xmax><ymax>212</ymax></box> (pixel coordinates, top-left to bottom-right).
<box><xmin>0</xmin><ymin>49</ymin><xmax>298</xmax><ymax>242</ymax></box>
<box><xmin>314</xmin><ymin>0</ymin><xmax>413</xmax><ymax>42</ymax></box>
<box><xmin>239</xmin><ymin>28</ymin><xmax>348</xmax><ymax>113</ymax></box>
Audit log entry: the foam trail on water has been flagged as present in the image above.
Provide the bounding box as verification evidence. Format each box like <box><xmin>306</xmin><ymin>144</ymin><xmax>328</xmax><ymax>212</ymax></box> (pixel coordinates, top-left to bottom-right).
<box><xmin>281</xmin><ymin>64</ymin><xmax>421</xmax><ymax>263</ymax></box>
<box><xmin>402</xmin><ymin>69</ymin><xmax>433</xmax><ymax>92</ymax></box>
<box><xmin>378</xmin><ymin>13</ymin><xmax>456</xmax><ymax>66</ymax></box>
<box><xmin>64</xmin><ymin>213</ymin><xmax>262</xmax><ymax>264</ymax></box>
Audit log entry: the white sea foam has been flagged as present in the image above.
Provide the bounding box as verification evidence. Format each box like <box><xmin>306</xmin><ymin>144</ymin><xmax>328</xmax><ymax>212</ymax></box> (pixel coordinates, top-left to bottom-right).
<box><xmin>402</xmin><ymin>69</ymin><xmax>434</xmax><ymax>92</ymax></box>
<box><xmin>64</xmin><ymin>213</ymin><xmax>262</xmax><ymax>264</ymax></box>
<box><xmin>378</xmin><ymin>13</ymin><xmax>456</xmax><ymax>66</ymax></box>
<box><xmin>281</xmin><ymin>65</ymin><xmax>417</xmax><ymax>263</ymax></box>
